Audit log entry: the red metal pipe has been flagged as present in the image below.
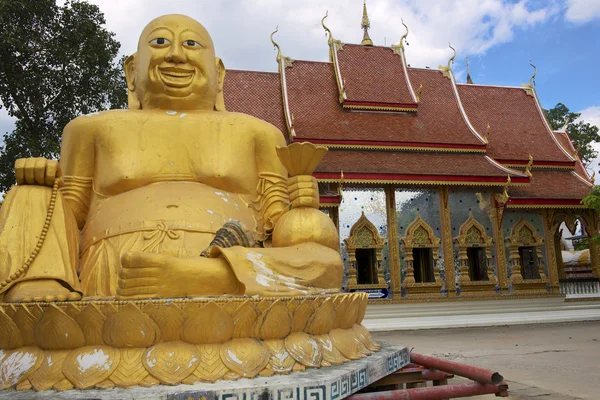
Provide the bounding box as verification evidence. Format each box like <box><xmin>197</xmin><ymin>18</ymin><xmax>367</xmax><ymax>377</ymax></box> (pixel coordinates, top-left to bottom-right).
<box><xmin>410</xmin><ymin>352</ymin><xmax>503</xmax><ymax>385</ymax></box>
<box><xmin>419</xmin><ymin>369</ymin><xmax>452</xmax><ymax>382</ymax></box>
<box><xmin>348</xmin><ymin>381</ymin><xmax>509</xmax><ymax>400</ymax></box>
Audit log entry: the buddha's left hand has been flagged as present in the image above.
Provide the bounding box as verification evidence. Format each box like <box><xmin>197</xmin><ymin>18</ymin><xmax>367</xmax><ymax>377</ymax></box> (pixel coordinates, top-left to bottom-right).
<box><xmin>288</xmin><ymin>175</ymin><xmax>319</xmax><ymax>209</ymax></box>
<box><xmin>117</xmin><ymin>251</ymin><xmax>242</xmax><ymax>299</ymax></box>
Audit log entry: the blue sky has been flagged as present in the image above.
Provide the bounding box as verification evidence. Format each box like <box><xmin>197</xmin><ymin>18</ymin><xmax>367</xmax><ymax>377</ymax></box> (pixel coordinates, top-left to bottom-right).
<box><xmin>2</xmin><ymin>0</ymin><xmax>600</xmax><ymax>143</ymax></box>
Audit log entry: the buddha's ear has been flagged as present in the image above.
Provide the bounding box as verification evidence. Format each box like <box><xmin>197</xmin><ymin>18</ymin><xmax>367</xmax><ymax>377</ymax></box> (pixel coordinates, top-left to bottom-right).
<box><xmin>124</xmin><ymin>53</ymin><xmax>141</xmax><ymax>110</ymax></box>
<box><xmin>214</xmin><ymin>57</ymin><xmax>226</xmax><ymax>112</ymax></box>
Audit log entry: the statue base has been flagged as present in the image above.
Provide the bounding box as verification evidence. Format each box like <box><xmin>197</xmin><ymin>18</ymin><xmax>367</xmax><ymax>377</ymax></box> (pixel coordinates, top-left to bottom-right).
<box><xmin>0</xmin><ymin>343</ymin><xmax>408</xmax><ymax>400</ymax></box>
<box><xmin>0</xmin><ymin>293</ymin><xmax>382</xmax><ymax>392</ymax></box>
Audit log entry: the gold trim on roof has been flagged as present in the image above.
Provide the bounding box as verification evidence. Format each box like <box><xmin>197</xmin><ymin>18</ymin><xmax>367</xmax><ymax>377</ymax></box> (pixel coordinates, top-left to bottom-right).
<box><xmin>391</xmin><ymin>19</ymin><xmax>409</xmax><ymax>55</ymax></box>
<box><xmin>317</xmin><ymin>143</ymin><xmax>486</xmax><ymax>153</ymax></box>
<box><xmin>342</xmin><ymin>103</ymin><xmax>418</xmax><ymax>112</ymax></box>
<box><xmin>507</xmin><ymin>203</ymin><xmax>588</xmax><ymax>209</ymax></box>
<box><xmin>322</xmin><ymin>11</ymin><xmax>346</xmax><ymax>103</ymax></box>
<box><xmin>502</xmin><ymin>163</ymin><xmax>575</xmax><ymax>170</ymax></box>
<box><xmin>361</xmin><ymin>0</ymin><xmax>373</xmax><ymax>46</ymax></box>
<box><xmin>525</xmin><ymin>155</ymin><xmax>534</xmax><ymax>178</ymax></box>
<box><xmin>521</xmin><ymin>60</ymin><xmax>536</xmax><ymax>97</ymax></box>
<box><xmin>316</xmin><ymin>178</ymin><xmax>528</xmax><ymax>186</ymax></box>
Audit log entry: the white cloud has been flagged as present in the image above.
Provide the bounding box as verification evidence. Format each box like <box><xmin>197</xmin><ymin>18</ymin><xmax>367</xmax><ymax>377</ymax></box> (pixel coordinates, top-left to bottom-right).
<box><xmin>81</xmin><ymin>0</ymin><xmax>560</xmax><ymax>72</ymax></box>
<box><xmin>565</xmin><ymin>0</ymin><xmax>600</xmax><ymax>23</ymax></box>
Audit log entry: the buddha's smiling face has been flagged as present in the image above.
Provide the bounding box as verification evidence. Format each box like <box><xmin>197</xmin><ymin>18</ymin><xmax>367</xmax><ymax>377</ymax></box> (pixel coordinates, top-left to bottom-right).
<box><xmin>133</xmin><ymin>15</ymin><xmax>222</xmax><ymax>110</ymax></box>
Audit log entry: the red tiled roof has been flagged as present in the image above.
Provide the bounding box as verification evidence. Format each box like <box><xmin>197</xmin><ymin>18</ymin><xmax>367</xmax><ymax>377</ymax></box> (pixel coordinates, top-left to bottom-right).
<box><xmin>336</xmin><ymin>44</ymin><xmax>416</xmax><ymax>107</ymax></box>
<box><xmin>223</xmin><ymin>70</ymin><xmax>286</xmax><ymax>133</ymax></box>
<box><xmin>553</xmin><ymin>131</ymin><xmax>593</xmax><ymax>182</ymax></box>
<box><xmin>285</xmin><ymin>61</ymin><xmax>484</xmax><ymax>147</ymax></box>
<box><xmin>456</xmin><ymin>84</ymin><xmax>573</xmax><ymax>163</ymax></box>
<box><xmin>508</xmin><ymin>170</ymin><xmax>591</xmax><ymax>200</ymax></box>
<box><xmin>315</xmin><ymin>149</ymin><xmax>526</xmax><ymax>184</ymax></box>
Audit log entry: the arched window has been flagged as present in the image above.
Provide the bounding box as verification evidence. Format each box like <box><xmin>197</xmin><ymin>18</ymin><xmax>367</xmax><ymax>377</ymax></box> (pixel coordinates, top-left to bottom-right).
<box><xmin>506</xmin><ymin>217</ymin><xmax>548</xmax><ymax>292</ymax></box>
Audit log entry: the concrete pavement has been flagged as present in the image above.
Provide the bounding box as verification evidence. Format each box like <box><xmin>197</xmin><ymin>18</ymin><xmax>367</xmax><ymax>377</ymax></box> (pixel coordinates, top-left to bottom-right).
<box><xmin>374</xmin><ymin>321</ymin><xmax>600</xmax><ymax>399</ymax></box>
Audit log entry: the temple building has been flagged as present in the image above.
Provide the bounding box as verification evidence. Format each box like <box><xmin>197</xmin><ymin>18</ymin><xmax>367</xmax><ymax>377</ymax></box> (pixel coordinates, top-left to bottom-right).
<box><xmin>222</xmin><ymin>5</ymin><xmax>598</xmax><ymax>302</ymax></box>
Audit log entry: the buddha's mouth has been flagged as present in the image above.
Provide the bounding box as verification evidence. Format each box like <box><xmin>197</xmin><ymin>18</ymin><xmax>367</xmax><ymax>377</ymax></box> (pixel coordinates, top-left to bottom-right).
<box><xmin>158</xmin><ymin>67</ymin><xmax>195</xmax><ymax>88</ymax></box>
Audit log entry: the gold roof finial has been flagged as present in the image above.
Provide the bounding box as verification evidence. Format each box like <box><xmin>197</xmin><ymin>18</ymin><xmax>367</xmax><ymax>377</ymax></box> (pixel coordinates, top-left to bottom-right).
<box><xmin>322</xmin><ymin>11</ymin><xmax>334</xmax><ymax>44</ymax></box>
<box><xmin>391</xmin><ymin>18</ymin><xmax>409</xmax><ymax>54</ymax></box>
<box><xmin>466</xmin><ymin>56</ymin><xmax>473</xmax><ymax>84</ymax></box>
<box><xmin>439</xmin><ymin>42</ymin><xmax>456</xmax><ymax>78</ymax></box>
<box><xmin>416</xmin><ymin>83</ymin><xmax>423</xmax><ymax>102</ymax></box>
<box><xmin>361</xmin><ymin>0</ymin><xmax>373</xmax><ymax>46</ymax></box>
<box><xmin>446</xmin><ymin>43</ymin><xmax>456</xmax><ymax>70</ymax></box>
<box><xmin>525</xmin><ymin>154</ymin><xmax>534</xmax><ymax>178</ymax></box>
<box><xmin>270</xmin><ymin>26</ymin><xmax>293</xmax><ymax>68</ymax></box>
<box><xmin>270</xmin><ymin>26</ymin><xmax>282</xmax><ymax>62</ymax></box>
<box><xmin>529</xmin><ymin>60</ymin><xmax>536</xmax><ymax>87</ymax></box>
<box><xmin>591</xmin><ymin>171</ymin><xmax>596</xmax><ymax>183</ymax></box>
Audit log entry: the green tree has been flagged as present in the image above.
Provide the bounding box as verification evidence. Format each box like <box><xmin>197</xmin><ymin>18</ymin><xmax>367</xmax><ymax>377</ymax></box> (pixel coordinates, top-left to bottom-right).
<box><xmin>0</xmin><ymin>0</ymin><xmax>127</xmax><ymax>191</ymax></box>
<box><xmin>582</xmin><ymin>185</ymin><xmax>600</xmax><ymax>244</ymax></box>
<box><xmin>544</xmin><ymin>103</ymin><xmax>600</xmax><ymax>165</ymax></box>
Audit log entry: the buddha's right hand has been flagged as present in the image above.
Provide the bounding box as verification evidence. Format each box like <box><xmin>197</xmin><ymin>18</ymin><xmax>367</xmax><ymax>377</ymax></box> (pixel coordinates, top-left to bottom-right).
<box><xmin>15</xmin><ymin>157</ymin><xmax>62</xmax><ymax>186</ymax></box>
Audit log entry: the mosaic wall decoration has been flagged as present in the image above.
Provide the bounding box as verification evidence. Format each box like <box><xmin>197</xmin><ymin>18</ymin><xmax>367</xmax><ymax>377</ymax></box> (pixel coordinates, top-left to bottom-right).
<box><xmin>339</xmin><ymin>188</ymin><xmax>390</xmax><ymax>290</ymax></box>
<box><xmin>395</xmin><ymin>188</ymin><xmax>443</xmax><ymax>288</ymax></box>
<box><xmin>448</xmin><ymin>190</ymin><xmax>497</xmax><ymax>284</ymax></box>
<box><xmin>502</xmin><ymin>210</ymin><xmax>548</xmax><ymax>277</ymax></box>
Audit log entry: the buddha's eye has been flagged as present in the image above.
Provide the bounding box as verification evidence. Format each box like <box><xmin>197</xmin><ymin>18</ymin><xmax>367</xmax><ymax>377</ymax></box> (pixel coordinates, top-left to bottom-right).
<box><xmin>149</xmin><ymin>38</ymin><xmax>171</xmax><ymax>46</ymax></box>
<box><xmin>183</xmin><ymin>40</ymin><xmax>202</xmax><ymax>48</ymax></box>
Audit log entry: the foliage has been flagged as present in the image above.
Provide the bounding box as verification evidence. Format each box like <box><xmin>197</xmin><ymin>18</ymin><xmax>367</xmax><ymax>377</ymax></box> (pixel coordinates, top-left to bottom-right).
<box><xmin>582</xmin><ymin>185</ymin><xmax>600</xmax><ymax>244</ymax></box>
<box><xmin>0</xmin><ymin>0</ymin><xmax>127</xmax><ymax>191</ymax></box>
<box><xmin>544</xmin><ymin>103</ymin><xmax>600</xmax><ymax>165</ymax></box>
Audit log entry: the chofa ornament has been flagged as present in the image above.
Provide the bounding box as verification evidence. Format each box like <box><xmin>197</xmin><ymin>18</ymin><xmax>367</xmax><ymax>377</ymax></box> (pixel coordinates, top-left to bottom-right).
<box><xmin>0</xmin><ymin>293</ymin><xmax>378</xmax><ymax>391</ymax></box>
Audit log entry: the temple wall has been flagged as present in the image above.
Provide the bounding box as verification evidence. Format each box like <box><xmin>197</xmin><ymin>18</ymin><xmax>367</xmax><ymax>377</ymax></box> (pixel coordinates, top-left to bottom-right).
<box><xmin>338</xmin><ymin>187</ymin><xmax>390</xmax><ymax>289</ymax></box>
<box><xmin>448</xmin><ymin>190</ymin><xmax>498</xmax><ymax>282</ymax></box>
<box><xmin>502</xmin><ymin>209</ymin><xmax>549</xmax><ymax>277</ymax></box>
<box><xmin>395</xmin><ymin>188</ymin><xmax>443</xmax><ymax>288</ymax></box>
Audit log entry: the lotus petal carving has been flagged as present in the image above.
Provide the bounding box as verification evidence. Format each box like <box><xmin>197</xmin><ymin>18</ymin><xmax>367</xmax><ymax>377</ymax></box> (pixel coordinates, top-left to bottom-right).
<box><xmin>232</xmin><ymin>300</ymin><xmax>258</xmax><ymax>338</ymax></box>
<box><xmin>329</xmin><ymin>329</ymin><xmax>362</xmax><ymax>360</ymax></box>
<box><xmin>13</xmin><ymin>305</ymin><xmax>38</xmax><ymax>346</ymax></box>
<box><xmin>28</xmin><ymin>350</ymin><xmax>69</xmax><ymax>391</ymax></box>
<box><xmin>315</xmin><ymin>334</ymin><xmax>347</xmax><ymax>365</ymax></box>
<box><xmin>110</xmin><ymin>348</ymin><xmax>149</xmax><ymax>388</ymax></box>
<box><xmin>220</xmin><ymin>338</ymin><xmax>269</xmax><ymax>378</ymax></box>
<box><xmin>276</xmin><ymin>142</ymin><xmax>328</xmax><ymax>176</ymax></box>
<box><xmin>284</xmin><ymin>332</ymin><xmax>322</xmax><ymax>367</ymax></box>
<box><xmin>184</xmin><ymin>344</ymin><xmax>228</xmax><ymax>383</ymax></box>
<box><xmin>264</xmin><ymin>339</ymin><xmax>295</xmax><ymax>373</ymax></box>
<box><xmin>75</xmin><ymin>304</ymin><xmax>106</xmax><ymax>346</ymax></box>
<box><xmin>151</xmin><ymin>303</ymin><xmax>186</xmax><ymax>342</ymax></box>
<box><xmin>353</xmin><ymin>324</ymin><xmax>380</xmax><ymax>352</ymax></box>
<box><xmin>143</xmin><ymin>342</ymin><xmax>199</xmax><ymax>385</ymax></box>
<box><xmin>34</xmin><ymin>305</ymin><xmax>85</xmax><ymax>350</ymax></box>
<box><xmin>255</xmin><ymin>300</ymin><xmax>292</xmax><ymax>340</ymax></box>
<box><xmin>341</xmin><ymin>295</ymin><xmax>360</xmax><ymax>329</ymax></box>
<box><xmin>182</xmin><ymin>301</ymin><xmax>233</xmax><ymax>344</ymax></box>
<box><xmin>102</xmin><ymin>303</ymin><xmax>160</xmax><ymax>348</ymax></box>
<box><xmin>333</xmin><ymin>296</ymin><xmax>349</xmax><ymax>329</ymax></box>
<box><xmin>305</xmin><ymin>297</ymin><xmax>335</xmax><ymax>335</ymax></box>
<box><xmin>0</xmin><ymin>347</ymin><xmax>43</xmax><ymax>390</ymax></box>
<box><xmin>355</xmin><ymin>292</ymin><xmax>368</xmax><ymax>324</ymax></box>
<box><xmin>0</xmin><ymin>309</ymin><xmax>23</xmax><ymax>349</ymax></box>
<box><xmin>291</xmin><ymin>300</ymin><xmax>313</xmax><ymax>332</ymax></box>
<box><xmin>62</xmin><ymin>346</ymin><xmax>120</xmax><ymax>389</ymax></box>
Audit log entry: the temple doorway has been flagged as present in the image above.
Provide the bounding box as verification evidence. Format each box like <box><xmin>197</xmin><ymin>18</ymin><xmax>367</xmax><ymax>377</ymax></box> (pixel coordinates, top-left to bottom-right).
<box><xmin>519</xmin><ymin>246</ymin><xmax>540</xmax><ymax>280</ymax></box>
<box><xmin>467</xmin><ymin>247</ymin><xmax>488</xmax><ymax>281</ymax></box>
<box><xmin>413</xmin><ymin>248</ymin><xmax>435</xmax><ymax>283</ymax></box>
<box><xmin>356</xmin><ymin>248</ymin><xmax>378</xmax><ymax>284</ymax></box>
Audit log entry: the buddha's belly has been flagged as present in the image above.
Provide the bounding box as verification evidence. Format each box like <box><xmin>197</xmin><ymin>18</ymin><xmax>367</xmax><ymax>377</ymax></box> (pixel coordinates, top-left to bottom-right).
<box><xmin>82</xmin><ymin>182</ymin><xmax>256</xmax><ymax>247</ymax></box>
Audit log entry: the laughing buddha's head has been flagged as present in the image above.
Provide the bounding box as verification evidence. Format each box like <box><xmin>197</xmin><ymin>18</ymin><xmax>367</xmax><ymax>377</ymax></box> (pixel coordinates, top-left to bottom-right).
<box><xmin>125</xmin><ymin>14</ymin><xmax>226</xmax><ymax>111</ymax></box>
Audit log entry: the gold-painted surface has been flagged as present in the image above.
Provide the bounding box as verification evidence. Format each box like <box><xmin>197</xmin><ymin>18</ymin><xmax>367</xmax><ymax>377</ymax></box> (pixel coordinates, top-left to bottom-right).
<box><xmin>0</xmin><ymin>294</ymin><xmax>377</xmax><ymax>390</ymax></box>
<box><xmin>439</xmin><ymin>187</ymin><xmax>456</xmax><ymax>297</ymax></box>
<box><xmin>505</xmin><ymin>216</ymin><xmax>549</xmax><ymax>293</ymax></box>
<box><xmin>401</xmin><ymin>212</ymin><xmax>444</xmax><ymax>296</ymax></box>
<box><xmin>344</xmin><ymin>211</ymin><xmax>387</xmax><ymax>291</ymax></box>
<box><xmin>0</xmin><ymin>14</ymin><xmax>342</xmax><ymax>302</ymax></box>
<box><xmin>454</xmin><ymin>211</ymin><xmax>497</xmax><ymax>295</ymax></box>
<box><xmin>542</xmin><ymin>209</ymin><xmax>560</xmax><ymax>293</ymax></box>
<box><xmin>438</xmin><ymin>43</ymin><xmax>456</xmax><ymax>78</ymax></box>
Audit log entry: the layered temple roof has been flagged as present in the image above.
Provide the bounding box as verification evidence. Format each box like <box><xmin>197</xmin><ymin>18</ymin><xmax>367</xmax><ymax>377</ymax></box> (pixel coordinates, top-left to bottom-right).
<box><xmin>222</xmin><ymin>14</ymin><xmax>593</xmax><ymax>208</ymax></box>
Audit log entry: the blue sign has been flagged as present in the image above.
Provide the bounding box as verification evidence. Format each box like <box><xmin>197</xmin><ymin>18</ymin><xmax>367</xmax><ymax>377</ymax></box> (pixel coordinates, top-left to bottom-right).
<box><xmin>348</xmin><ymin>288</ymin><xmax>389</xmax><ymax>299</ymax></box>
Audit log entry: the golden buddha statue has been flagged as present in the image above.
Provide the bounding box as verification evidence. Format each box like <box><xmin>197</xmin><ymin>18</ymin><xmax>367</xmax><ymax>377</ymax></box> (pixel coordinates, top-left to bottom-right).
<box><xmin>0</xmin><ymin>14</ymin><xmax>342</xmax><ymax>303</ymax></box>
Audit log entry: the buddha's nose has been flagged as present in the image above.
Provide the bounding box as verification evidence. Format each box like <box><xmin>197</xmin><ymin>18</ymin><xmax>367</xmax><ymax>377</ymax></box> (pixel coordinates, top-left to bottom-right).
<box><xmin>165</xmin><ymin>43</ymin><xmax>185</xmax><ymax>63</ymax></box>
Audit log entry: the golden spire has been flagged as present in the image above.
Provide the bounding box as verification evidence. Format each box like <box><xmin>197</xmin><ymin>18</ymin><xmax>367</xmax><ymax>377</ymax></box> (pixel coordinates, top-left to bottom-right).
<box><xmin>361</xmin><ymin>0</ymin><xmax>373</xmax><ymax>46</ymax></box>
<box><xmin>466</xmin><ymin>56</ymin><xmax>473</xmax><ymax>84</ymax></box>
